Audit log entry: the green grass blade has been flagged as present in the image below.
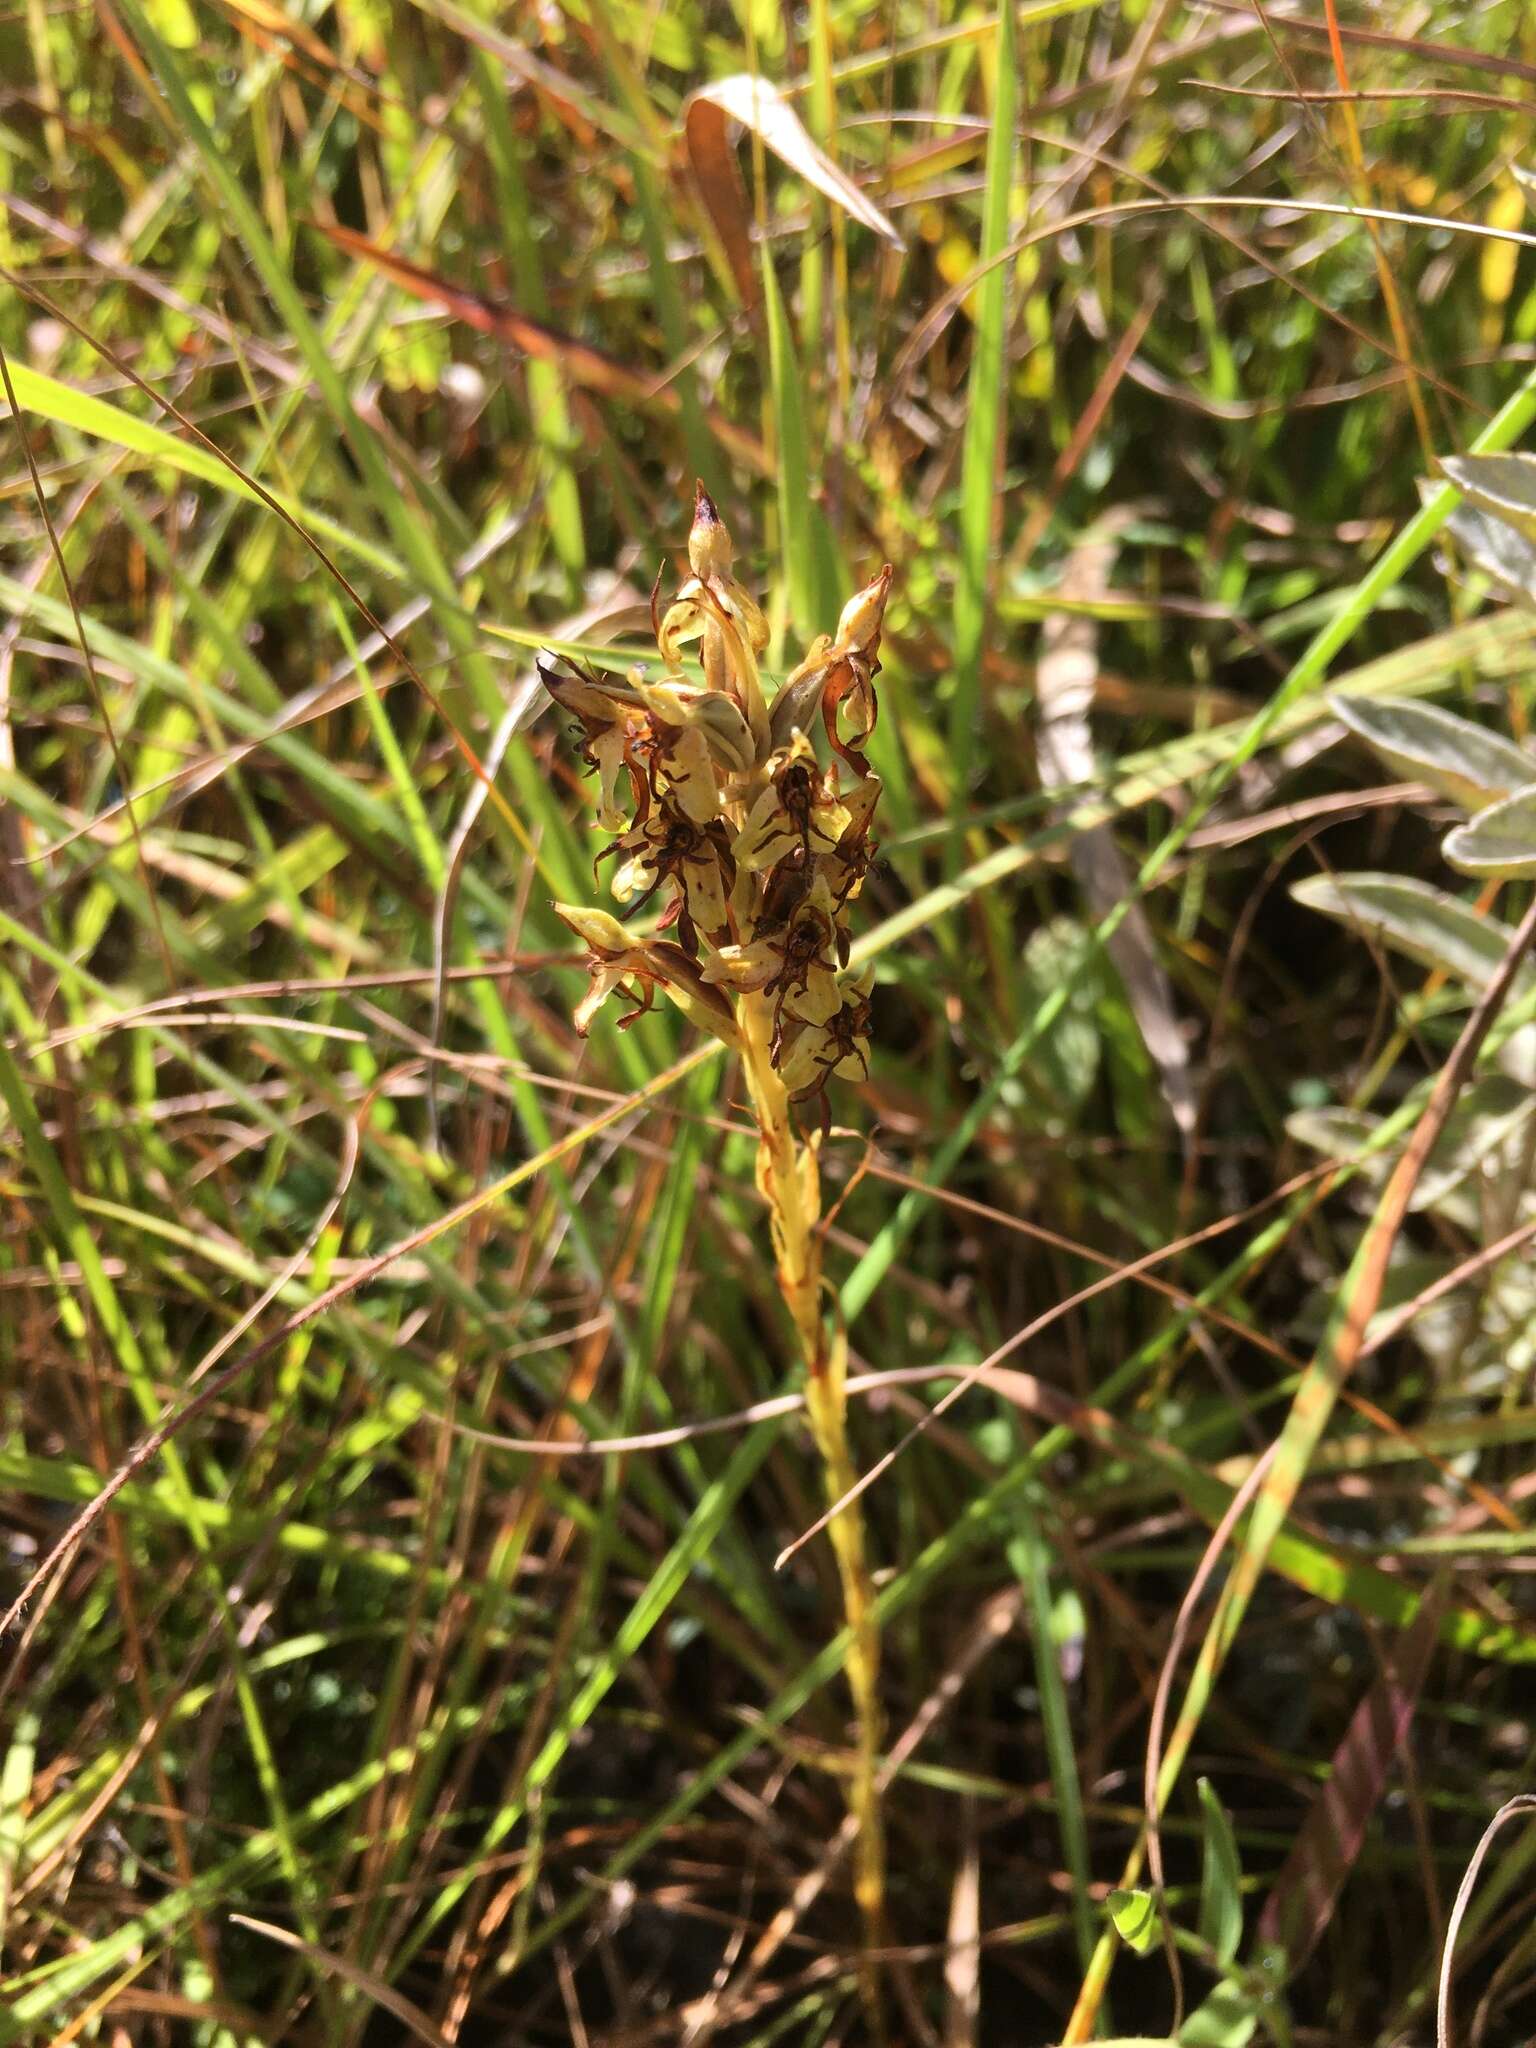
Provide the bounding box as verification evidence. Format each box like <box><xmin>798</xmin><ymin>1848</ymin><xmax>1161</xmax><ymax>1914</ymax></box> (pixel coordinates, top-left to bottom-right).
<box><xmin>947</xmin><ymin>0</ymin><xmax>1017</xmax><ymax>819</ymax></box>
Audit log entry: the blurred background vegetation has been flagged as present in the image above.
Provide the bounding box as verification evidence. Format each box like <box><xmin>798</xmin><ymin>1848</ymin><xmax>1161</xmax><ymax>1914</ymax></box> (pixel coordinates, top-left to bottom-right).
<box><xmin>4</xmin><ymin>0</ymin><xmax>1536</xmax><ymax>2041</ymax></box>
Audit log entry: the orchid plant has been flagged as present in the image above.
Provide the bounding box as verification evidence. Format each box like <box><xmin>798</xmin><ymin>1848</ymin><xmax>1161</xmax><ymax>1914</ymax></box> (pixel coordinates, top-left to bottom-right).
<box><xmin>538</xmin><ymin>486</ymin><xmax>893</xmax><ymax>1980</ymax></box>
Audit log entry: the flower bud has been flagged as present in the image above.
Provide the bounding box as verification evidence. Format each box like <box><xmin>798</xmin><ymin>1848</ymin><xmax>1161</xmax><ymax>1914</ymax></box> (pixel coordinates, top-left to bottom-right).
<box><xmin>552</xmin><ymin>903</ymin><xmax>632</xmax><ymax>955</ymax></box>
<box><xmin>834</xmin><ymin>564</ymin><xmax>893</xmax><ymax>655</ymax></box>
<box><xmin>688</xmin><ymin>481</ymin><xmax>735</xmax><ymax>578</ymax></box>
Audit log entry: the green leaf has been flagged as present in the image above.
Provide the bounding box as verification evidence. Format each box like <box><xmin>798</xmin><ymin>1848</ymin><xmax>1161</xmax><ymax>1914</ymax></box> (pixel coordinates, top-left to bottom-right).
<box><xmin>1176</xmin><ymin>1980</ymin><xmax>1260</xmax><ymax>2047</ymax></box>
<box><xmin>1286</xmin><ymin>1079</ymin><xmax>1534</xmax><ymax>1220</ymax></box>
<box><xmin>1444</xmin><ymin>786</ymin><xmax>1536</xmax><ymax>878</ymax></box>
<box><xmin>4</xmin><ymin>360</ymin><xmax>407</xmax><ymax>582</ymax></box>
<box><xmin>0</xmin><ymin>1706</ymin><xmax>39</xmax><ymax>1943</ymax></box>
<box><xmin>1196</xmin><ymin>1777</ymin><xmax>1244</xmax><ymax>1966</ymax></box>
<box><xmin>1437</xmin><ymin>492</ymin><xmax>1536</xmax><ymax>608</ymax></box>
<box><xmin>1439</xmin><ymin>451</ymin><xmax>1536</xmax><ymax>548</ymax></box>
<box><xmin>1020</xmin><ymin>917</ymin><xmax>1100</xmax><ymax>1112</ymax></box>
<box><xmin>1107</xmin><ymin>1885</ymin><xmax>1161</xmax><ymax>1955</ymax></box>
<box><xmin>761</xmin><ymin>245</ymin><xmax>841</xmax><ymax>639</ymax></box>
<box><xmin>1008</xmin><ymin>1513</ymin><xmax>1094</xmax><ymax>1969</ymax></box>
<box><xmin>1285</xmin><ymin>1104</ymin><xmax>1381</xmax><ymax>1165</ymax></box>
<box><xmin>1329</xmin><ymin>691</ymin><xmax>1536</xmax><ymax>812</ymax></box>
<box><xmin>1290</xmin><ymin>872</ymin><xmax>1533</xmax><ymax>992</ymax></box>
<box><xmin>948</xmin><ymin>0</ymin><xmax>1017</xmax><ymax>802</ymax></box>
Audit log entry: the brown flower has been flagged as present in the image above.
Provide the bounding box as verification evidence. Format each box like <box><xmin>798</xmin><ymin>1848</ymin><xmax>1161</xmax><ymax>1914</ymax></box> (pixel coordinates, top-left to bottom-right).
<box><xmin>536</xmin><ymin>653</ymin><xmax>642</xmax><ymax>831</ymax></box>
<box><xmin>542</xmin><ymin>496</ymin><xmax>892</xmax><ymax>1115</ymax></box>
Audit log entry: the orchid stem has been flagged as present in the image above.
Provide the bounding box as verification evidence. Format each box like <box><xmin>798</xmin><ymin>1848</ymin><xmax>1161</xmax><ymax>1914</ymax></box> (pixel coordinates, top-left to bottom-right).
<box><xmin>739</xmin><ymin>991</ymin><xmax>886</xmax><ymax>2027</ymax></box>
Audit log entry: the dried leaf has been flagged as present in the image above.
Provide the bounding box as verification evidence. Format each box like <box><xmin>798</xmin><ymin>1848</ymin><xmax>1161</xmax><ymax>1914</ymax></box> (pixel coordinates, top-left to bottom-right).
<box><xmin>213</xmin><ymin>0</ymin><xmax>338</xmax><ymax>70</ymax></box>
<box><xmin>943</xmin><ymin>1798</ymin><xmax>981</xmax><ymax>2048</ymax></box>
<box><xmin>317</xmin><ymin>222</ymin><xmax>769</xmax><ymax>473</ymax></box>
<box><xmin>230</xmin><ymin>1915</ymin><xmax>453</xmax><ymax>2048</ymax></box>
<box><xmin>1037</xmin><ymin>521</ymin><xmax>1196</xmax><ymax>1139</ymax></box>
<box><xmin>683</xmin><ymin>73</ymin><xmax>901</xmax><ymax>306</ymax></box>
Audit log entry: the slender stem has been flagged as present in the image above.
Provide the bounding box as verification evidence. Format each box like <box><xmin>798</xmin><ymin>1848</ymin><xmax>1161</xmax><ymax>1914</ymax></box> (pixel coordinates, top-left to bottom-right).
<box><xmin>738</xmin><ymin>992</ymin><xmax>886</xmax><ymax>2016</ymax></box>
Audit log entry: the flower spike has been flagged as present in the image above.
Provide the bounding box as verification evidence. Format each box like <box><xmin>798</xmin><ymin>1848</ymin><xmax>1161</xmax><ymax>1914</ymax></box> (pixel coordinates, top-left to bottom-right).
<box><xmin>540</xmin><ymin>496</ymin><xmax>891</xmax><ymax>1120</ymax></box>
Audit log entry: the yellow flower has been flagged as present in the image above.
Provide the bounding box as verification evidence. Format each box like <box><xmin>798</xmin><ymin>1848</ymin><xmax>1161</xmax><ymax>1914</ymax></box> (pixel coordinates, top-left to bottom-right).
<box><xmin>601</xmin><ymin>804</ymin><xmax>735</xmax><ymax>948</ymax></box>
<box><xmin>766</xmin><ymin>565</ymin><xmax>892</xmax><ymax>772</ymax></box>
<box><xmin>552</xmin><ymin>903</ymin><xmax>738</xmax><ymax>1045</ymax></box>
<box><xmin>657</xmin><ymin>485</ymin><xmax>771</xmax><ymax>755</ymax></box>
<box><xmin>542</xmin><ymin>495</ymin><xmax>893</xmax><ymax>1117</ymax></box>
<box><xmin>777</xmin><ymin>969</ymin><xmax>874</xmax><ymax>1103</ymax></box>
<box><xmin>634</xmin><ymin>677</ymin><xmax>755</xmax><ymax>821</ymax></box>
<box><xmin>687</xmin><ymin>477</ymin><xmax>734</xmax><ymax>579</ymax></box>
<box><xmin>703</xmin><ymin>876</ymin><xmax>843</xmax><ymax>1028</ymax></box>
<box><xmin>732</xmin><ymin>731</ymin><xmax>850</xmax><ymax>874</ymax></box>
<box><xmin>822</xmin><ymin>772</ymin><xmax>883</xmax><ymax>910</ymax></box>
<box><xmin>822</xmin><ymin>565</ymin><xmax>892</xmax><ymax>770</ymax></box>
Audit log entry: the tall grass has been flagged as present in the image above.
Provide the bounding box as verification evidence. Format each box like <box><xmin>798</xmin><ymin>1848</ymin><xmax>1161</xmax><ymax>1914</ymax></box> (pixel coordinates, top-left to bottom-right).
<box><xmin>3</xmin><ymin>3</ymin><xmax>1536</xmax><ymax>2042</ymax></box>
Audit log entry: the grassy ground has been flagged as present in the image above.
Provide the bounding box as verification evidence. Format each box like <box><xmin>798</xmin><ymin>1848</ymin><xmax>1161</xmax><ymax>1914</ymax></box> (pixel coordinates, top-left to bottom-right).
<box><xmin>4</xmin><ymin>1</ymin><xmax>1536</xmax><ymax>2042</ymax></box>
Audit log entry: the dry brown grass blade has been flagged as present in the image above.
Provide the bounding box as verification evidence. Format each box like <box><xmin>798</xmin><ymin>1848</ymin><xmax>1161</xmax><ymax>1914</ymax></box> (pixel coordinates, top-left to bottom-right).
<box><xmin>211</xmin><ymin>0</ymin><xmax>341</xmax><ymax>70</ymax></box>
<box><xmin>682</xmin><ymin>74</ymin><xmax>902</xmax><ymax>307</ymax></box>
<box><xmin>1313</xmin><ymin>0</ymin><xmax>1437</xmax><ymax>459</ymax></box>
<box><xmin>1035</xmin><ymin>510</ymin><xmax>1196</xmax><ymax>1144</ymax></box>
<box><xmin>943</xmin><ymin>1796</ymin><xmax>981</xmax><ymax>2048</ymax></box>
<box><xmin>0</xmin><ymin>338</ymin><xmax>177</xmax><ymax>991</ymax></box>
<box><xmin>1064</xmin><ymin>894</ymin><xmax>1536</xmax><ymax>2043</ymax></box>
<box><xmin>885</xmin><ymin>190</ymin><xmax>1494</xmax><ymax>423</ymax></box>
<box><xmin>1357</xmin><ymin>1214</ymin><xmax>1536</xmax><ymax>1366</ymax></box>
<box><xmin>1257</xmin><ymin>1577</ymin><xmax>1448</xmax><ymax>1966</ymax></box>
<box><xmin>1143</xmin><ymin>1440</ymin><xmax>1280</xmax><ymax>2032</ymax></box>
<box><xmin>0</xmin><ymin>263</ymin><xmax>531</xmax><ymax>852</ymax></box>
<box><xmin>317</xmin><ymin>222</ymin><xmax>771</xmax><ymax>473</ymax></box>
<box><xmin>1437</xmin><ymin>1796</ymin><xmax>1536</xmax><ymax>2048</ymax></box>
<box><xmin>773</xmin><ymin>1163</ymin><xmax>1329</xmax><ymax>1570</ymax></box>
<box><xmin>318</xmin><ymin>222</ymin><xmax>663</xmax><ymax>395</ymax></box>
<box><xmin>1257</xmin><ymin>7</ymin><xmax>1536</xmax><ymax>90</ymax></box>
<box><xmin>230</xmin><ymin>1915</ymin><xmax>453</xmax><ymax>2048</ymax></box>
<box><xmin>683</xmin><ymin>1589</ymin><xmax>1022</xmax><ymax>2040</ymax></box>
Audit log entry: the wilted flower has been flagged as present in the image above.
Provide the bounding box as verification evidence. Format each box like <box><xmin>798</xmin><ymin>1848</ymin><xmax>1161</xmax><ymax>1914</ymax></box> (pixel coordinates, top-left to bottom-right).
<box><xmin>537</xmin><ymin>653</ymin><xmax>641</xmax><ymax>830</ymax></box>
<box><xmin>704</xmin><ymin>873</ymin><xmax>843</xmax><ymax>1029</ymax></box>
<box><xmin>768</xmin><ymin>563</ymin><xmax>893</xmax><ymax>773</ymax></box>
<box><xmin>602</xmin><ymin>801</ymin><xmax>735</xmax><ymax>948</ymax></box>
<box><xmin>633</xmin><ymin>677</ymin><xmax>754</xmax><ymax>819</ymax></box>
<box><xmin>822</xmin><ymin>772</ymin><xmax>883</xmax><ymax>911</ymax></box>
